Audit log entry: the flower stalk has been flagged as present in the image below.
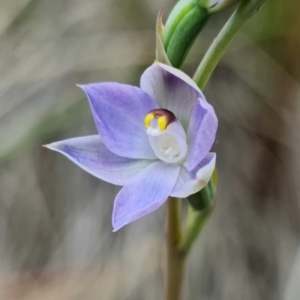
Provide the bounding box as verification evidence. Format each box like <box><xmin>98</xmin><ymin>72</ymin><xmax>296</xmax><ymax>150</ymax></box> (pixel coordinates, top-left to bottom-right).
<box><xmin>179</xmin><ymin>201</ymin><xmax>215</xmax><ymax>256</ymax></box>
<box><xmin>183</xmin><ymin>0</ymin><xmax>267</xmax><ymax>257</ymax></box>
<box><xmin>165</xmin><ymin>197</ymin><xmax>185</xmax><ymax>300</ymax></box>
<box><xmin>193</xmin><ymin>0</ymin><xmax>267</xmax><ymax>89</ymax></box>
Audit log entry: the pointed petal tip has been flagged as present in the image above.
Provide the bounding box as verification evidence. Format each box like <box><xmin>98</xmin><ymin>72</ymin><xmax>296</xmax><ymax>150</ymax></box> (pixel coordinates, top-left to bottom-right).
<box><xmin>42</xmin><ymin>143</ymin><xmax>53</xmax><ymax>149</ymax></box>
<box><xmin>112</xmin><ymin>220</ymin><xmax>125</xmax><ymax>232</ymax></box>
<box><xmin>112</xmin><ymin>212</ymin><xmax>128</xmax><ymax>232</ymax></box>
<box><xmin>42</xmin><ymin>142</ymin><xmax>59</xmax><ymax>151</ymax></box>
<box><xmin>112</xmin><ymin>225</ymin><xmax>121</xmax><ymax>232</ymax></box>
<box><xmin>76</xmin><ymin>83</ymin><xmax>96</xmax><ymax>92</ymax></box>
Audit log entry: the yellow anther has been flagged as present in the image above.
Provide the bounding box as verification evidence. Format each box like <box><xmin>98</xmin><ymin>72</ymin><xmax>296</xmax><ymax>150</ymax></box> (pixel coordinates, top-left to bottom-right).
<box><xmin>144</xmin><ymin>113</ymin><xmax>154</xmax><ymax>128</ymax></box>
<box><xmin>157</xmin><ymin>116</ymin><xmax>168</xmax><ymax>131</ymax></box>
<box><xmin>144</xmin><ymin>109</ymin><xmax>176</xmax><ymax>132</ymax></box>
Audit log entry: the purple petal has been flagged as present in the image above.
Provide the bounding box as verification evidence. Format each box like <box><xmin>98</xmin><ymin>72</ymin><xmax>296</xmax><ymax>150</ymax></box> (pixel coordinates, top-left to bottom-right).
<box><xmin>156</xmin><ymin>63</ymin><xmax>203</xmax><ymax>93</ymax></box>
<box><xmin>184</xmin><ymin>98</ymin><xmax>218</xmax><ymax>171</ymax></box>
<box><xmin>140</xmin><ymin>63</ymin><xmax>204</xmax><ymax>129</ymax></box>
<box><xmin>45</xmin><ymin>135</ymin><xmax>152</xmax><ymax>186</ymax></box>
<box><xmin>112</xmin><ymin>161</ymin><xmax>180</xmax><ymax>231</ymax></box>
<box><xmin>171</xmin><ymin>153</ymin><xmax>216</xmax><ymax>198</ymax></box>
<box><xmin>79</xmin><ymin>83</ymin><xmax>159</xmax><ymax>159</ymax></box>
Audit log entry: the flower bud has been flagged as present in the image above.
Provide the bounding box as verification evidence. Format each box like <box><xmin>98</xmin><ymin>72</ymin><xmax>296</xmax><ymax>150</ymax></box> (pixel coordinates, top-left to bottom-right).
<box><xmin>160</xmin><ymin>0</ymin><xmax>242</xmax><ymax>67</ymax></box>
<box><xmin>162</xmin><ymin>0</ymin><xmax>209</xmax><ymax>67</ymax></box>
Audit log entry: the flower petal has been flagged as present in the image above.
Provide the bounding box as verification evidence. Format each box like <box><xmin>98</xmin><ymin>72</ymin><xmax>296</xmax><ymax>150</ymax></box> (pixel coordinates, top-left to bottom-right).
<box><xmin>156</xmin><ymin>63</ymin><xmax>202</xmax><ymax>94</ymax></box>
<box><xmin>140</xmin><ymin>63</ymin><xmax>205</xmax><ymax>129</ymax></box>
<box><xmin>171</xmin><ymin>153</ymin><xmax>216</xmax><ymax>198</ymax></box>
<box><xmin>45</xmin><ymin>135</ymin><xmax>152</xmax><ymax>186</ymax></box>
<box><xmin>184</xmin><ymin>98</ymin><xmax>218</xmax><ymax>171</ymax></box>
<box><xmin>79</xmin><ymin>83</ymin><xmax>159</xmax><ymax>159</ymax></box>
<box><xmin>112</xmin><ymin>161</ymin><xmax>180</xmax><ymax>231</ymax></box>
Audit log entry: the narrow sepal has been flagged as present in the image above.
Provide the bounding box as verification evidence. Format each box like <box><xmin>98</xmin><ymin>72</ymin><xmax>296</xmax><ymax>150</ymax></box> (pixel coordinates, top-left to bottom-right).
<box><xmin>44</xmin><ymin>135</ymin><xmax>152</xmax><ymax>186</ymax></box>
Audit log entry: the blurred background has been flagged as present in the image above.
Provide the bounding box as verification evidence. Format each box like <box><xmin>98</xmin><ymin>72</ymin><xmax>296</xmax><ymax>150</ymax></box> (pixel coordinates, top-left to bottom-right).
<box><xmin>0</xmin><ymin>0</ymin><xmax>300</xmax><ymax>299</ymax></box>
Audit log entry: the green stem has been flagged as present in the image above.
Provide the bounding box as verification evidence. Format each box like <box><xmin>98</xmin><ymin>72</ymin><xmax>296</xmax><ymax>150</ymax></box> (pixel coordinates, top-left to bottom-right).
<box><xmin>165</xmin><ymin>197</ymin><xmax>185</xmax><ymax>300</ymax></box>
<box><xmin>193</xmin><ymin>0</ymin><xmax>266</xmax><ymax>90</ymax></box>
<box><xmin>179</xmin><ymin>204</ymin><xmax>214</xmax><ymax>256</ymax></box>
<box><xmin>181</xmin><ymin>0</ymin><xmax>266</xmax><ymax>256</ymax></box>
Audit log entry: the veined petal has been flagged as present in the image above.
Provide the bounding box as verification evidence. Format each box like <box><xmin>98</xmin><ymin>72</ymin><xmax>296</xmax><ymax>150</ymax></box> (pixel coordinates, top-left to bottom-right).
<box><xmin>45</xmin><ymin>135</ymin><xmax>152</xmax><ymax>186</ymax></box>
<box><xmin>79</xmin><ymin>83</ymin><xmax>159</xmax><ymax>159</ymax></box>
<box><xmin>171</xmin><ymin>153</ymin><xmax>216</xmax><ymax>198</ymax></box>
<box><xmin>184</xmin><ymin>98</ymin><xmax>218</xmax><ymax>171</ymax></box>
<box><xmin>156</xmin><ymin>63</ymin><xmax>202</xmax><ymax>94</ymax></box>
<box><xmin>112</xmin><ymin>161</ymin><xmax>180</xmax><ymax>231</ymax></box>
<box><xmin>140</xmin><ymin>63</ymin><xmax>205</xmax><ymax>130</ymax></box>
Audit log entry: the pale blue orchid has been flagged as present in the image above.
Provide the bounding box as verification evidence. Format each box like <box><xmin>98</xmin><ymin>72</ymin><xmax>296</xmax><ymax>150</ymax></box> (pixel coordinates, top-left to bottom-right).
<box><xmin>45</xmin><ymin>63</ymin><xmax>218</xmax><ymax>231</ymax></box>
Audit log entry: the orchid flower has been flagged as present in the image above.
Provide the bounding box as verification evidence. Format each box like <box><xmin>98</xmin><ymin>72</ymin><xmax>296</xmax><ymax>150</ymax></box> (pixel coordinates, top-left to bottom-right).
<box><xmin>45</xmin><ymin>63</ymin><xmax>218</xmax><ymax>231</ymax></box>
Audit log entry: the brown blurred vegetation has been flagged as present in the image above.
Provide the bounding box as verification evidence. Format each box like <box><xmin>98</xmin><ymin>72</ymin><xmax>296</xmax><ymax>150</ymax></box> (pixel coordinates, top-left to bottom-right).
<box><xmin>0</xmin><ymin>0</ymin><xmax>300</xmax><ymax>299</ymax></box>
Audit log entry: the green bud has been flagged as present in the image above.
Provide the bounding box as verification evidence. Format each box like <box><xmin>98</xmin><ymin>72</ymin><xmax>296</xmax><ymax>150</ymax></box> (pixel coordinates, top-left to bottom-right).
<box><xmin>161</xmin><ymin>0</ymin><xmax>242</xmax><ymax>68</ymax></box>
<box><xmin>162</xmin><ymin>0</ymin><xmax>209</xmax><ymax>68</ymax></box>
